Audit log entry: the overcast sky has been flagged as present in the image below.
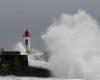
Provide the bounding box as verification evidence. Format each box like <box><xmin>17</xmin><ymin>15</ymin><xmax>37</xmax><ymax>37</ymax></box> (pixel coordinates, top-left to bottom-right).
<box><xmin>0</xmin><ymin>0</ymin><xmax>100</xmax><ymax>50</ymax></box>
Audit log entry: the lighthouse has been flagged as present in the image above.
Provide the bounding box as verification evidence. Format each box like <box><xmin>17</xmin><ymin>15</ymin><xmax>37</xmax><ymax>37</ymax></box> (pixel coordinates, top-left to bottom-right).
<box><xmin>23</xmin><ymin>30</ymin><xmax>31</xmax><ymax>54</ymax></box>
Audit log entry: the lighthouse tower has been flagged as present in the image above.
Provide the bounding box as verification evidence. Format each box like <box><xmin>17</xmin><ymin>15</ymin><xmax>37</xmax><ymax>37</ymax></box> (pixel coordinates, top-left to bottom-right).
<box><xmin>23</xmin><ymin>30</ymin><xmax>31</xmax><ymax>54</ymax></box>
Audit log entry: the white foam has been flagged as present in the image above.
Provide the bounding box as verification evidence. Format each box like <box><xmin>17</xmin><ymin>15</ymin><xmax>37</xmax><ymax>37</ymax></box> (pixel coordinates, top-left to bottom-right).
<box><xmin>0</xmin><ymin>76</ymin><xmax>83</xmax><ymax>80</ymax></box>
<box><xmin>42</xmin><ymin>10</ymin><xmax>100</xmax><ymax>80</ymax></box>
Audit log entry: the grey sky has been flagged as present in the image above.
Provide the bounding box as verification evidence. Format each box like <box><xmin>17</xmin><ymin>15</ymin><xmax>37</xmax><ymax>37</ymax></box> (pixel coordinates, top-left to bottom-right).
<box><xmin>0</xmin><ymin>0</ymin><xmax>99</xmax><ymax>50</ymax></box>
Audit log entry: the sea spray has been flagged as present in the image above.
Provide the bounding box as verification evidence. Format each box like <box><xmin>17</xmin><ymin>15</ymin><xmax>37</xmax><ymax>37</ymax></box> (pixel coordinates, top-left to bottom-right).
<box><xmin>42</xmin><ymin>10</ymin><xmax>100</xmax><ymax>80</ymax></box>
<box><xmin>14</xmin><ymin>42</ymin><xmax>26</xmax><ymax>55</ymax></box>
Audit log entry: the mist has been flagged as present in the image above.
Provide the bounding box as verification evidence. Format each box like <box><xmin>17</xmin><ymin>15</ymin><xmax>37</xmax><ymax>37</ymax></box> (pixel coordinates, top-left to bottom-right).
<box><xmin>42</xmin><ymin>10</ymin><xmax>100</xmax><ymax>80</ymax></box>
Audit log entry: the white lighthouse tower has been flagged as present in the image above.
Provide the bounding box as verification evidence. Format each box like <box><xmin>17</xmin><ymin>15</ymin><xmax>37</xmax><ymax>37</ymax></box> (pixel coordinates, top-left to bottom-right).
<box><xmin>23</xmin><ymin>30</ymin><xmax>31</xmax><ymax>54</ymax></box>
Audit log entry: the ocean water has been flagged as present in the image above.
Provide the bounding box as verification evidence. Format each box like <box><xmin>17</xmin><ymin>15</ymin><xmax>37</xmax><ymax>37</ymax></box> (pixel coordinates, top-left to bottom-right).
<box><xmin>42</xmin><ymin>10</ymin><xmax>100</xmax><ymax>80</ymax></box>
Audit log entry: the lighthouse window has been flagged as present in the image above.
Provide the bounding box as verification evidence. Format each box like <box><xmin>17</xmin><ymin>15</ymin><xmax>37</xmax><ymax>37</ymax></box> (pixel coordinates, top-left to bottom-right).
<box><xmin>25</xmin><ymin>39</ymin><xmax>28</xmax><ymax>45</ymax></box>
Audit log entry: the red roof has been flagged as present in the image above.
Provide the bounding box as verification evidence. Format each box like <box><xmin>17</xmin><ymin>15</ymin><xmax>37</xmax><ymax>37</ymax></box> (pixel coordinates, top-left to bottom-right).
<box><xmin>24</xmin><ymin>30</ymin><xmax>30</xmax><ymax>37</ymax></box>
